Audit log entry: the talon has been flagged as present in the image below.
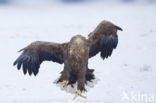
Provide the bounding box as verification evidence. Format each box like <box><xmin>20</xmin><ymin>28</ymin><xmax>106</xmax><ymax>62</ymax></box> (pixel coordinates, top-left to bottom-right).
<box><xmin>59</xmin><ymin>80</ymin><xmax>69</xmax><ymax>85</ymax></box>
<box><xmin>75</xmin><ymin>90</ymin><xmax>86</xmax><ymax>98</ymax></box>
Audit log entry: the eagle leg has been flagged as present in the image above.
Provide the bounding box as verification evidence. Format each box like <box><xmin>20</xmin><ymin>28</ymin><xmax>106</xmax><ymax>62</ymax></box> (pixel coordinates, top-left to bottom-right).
<box><xmin>77</xmin><ymin>68</ymin><xmax>87</xmax><ymax>92</ymax></box>
<box><xmin>75</xmin><ymin>90</ymin><xmax>86</xmax><ymax>98</ymax></box>
<box><xmin>57</xmin><ymin>68</ymin><xmax>70</xmax><ymax>85</ymax></box>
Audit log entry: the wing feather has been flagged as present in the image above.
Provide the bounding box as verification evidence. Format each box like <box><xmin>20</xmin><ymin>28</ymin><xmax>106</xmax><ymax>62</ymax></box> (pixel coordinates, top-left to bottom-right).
<box><xmin>13</xmin><ymin>41</ymin><xmax>66</xmax><ymax>76</ymax></box>
<box><xmin>100</xmin><ymin>35</ymin><xmax>118</xmax><ymax>59</ymax></box>
<box><xmin>88</xmin><ymin>20</ymin><xmax>122</xmax><ymax>60</ymax></box>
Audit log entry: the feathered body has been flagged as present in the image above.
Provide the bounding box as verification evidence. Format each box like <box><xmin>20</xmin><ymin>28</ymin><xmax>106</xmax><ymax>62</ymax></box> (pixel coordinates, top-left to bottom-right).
<box><xmin>13</xmin><ymin>20</ymin><xmax>122</xmax><ymax>97</ymax></box>
<box><xmin>57</xmin><ymin>35</ymin><xmax>90</xmax><ymax>91</ymax></box>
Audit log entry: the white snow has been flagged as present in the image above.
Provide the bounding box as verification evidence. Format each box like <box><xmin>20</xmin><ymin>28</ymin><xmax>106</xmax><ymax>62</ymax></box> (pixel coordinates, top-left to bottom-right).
<box><xmin>0</xmin><ymin>2</ymin><xmax>156</xmax><ymax>103</ymax></box>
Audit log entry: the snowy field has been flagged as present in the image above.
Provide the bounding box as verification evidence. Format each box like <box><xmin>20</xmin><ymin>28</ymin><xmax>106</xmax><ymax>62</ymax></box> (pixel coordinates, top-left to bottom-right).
<box><xmin>0</xmin><ymin>2</ymin><xmax>156</xmax><ymax>103</ymax></box>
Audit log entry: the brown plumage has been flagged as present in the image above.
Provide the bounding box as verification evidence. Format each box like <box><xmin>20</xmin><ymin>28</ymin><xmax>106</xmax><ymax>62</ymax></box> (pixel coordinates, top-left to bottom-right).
<box><xmin>88</xmin><ymin>20</ymin><xmax>122</xmax><ymax>59</ymax></box>
<box><xmin>13</xmin><ymin>20</ymin><xmax>122</xmax><ymax>98</ymax></box>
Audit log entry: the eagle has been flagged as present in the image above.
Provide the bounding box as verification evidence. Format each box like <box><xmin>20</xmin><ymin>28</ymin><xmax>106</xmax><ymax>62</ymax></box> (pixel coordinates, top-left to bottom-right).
<box><xmin>13</xmin><ymin>20</ymin><xmax>122</xmax><ymax>98</ymax></box>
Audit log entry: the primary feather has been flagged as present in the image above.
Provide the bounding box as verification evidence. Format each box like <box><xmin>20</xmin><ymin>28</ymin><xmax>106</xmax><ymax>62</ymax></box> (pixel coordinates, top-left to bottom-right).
<box><xmin>14</xmin><ymin>41</ymin><xmax>66</xmax><ymax>76</ymax></box>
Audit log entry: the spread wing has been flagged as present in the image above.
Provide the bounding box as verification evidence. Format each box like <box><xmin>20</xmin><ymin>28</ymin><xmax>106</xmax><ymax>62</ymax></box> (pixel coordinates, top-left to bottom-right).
<box><xmin>13</xmin><ymin>41</ymin><xmax>67</xmax><ymax>76</ymax></box>
<box><xmin>88</xmin><ymin>20</ymin><xmax>122</xmax><ymax>59</ymax></box>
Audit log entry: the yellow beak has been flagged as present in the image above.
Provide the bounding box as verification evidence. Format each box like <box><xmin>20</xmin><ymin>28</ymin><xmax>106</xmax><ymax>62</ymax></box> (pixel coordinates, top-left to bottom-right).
<box><xmin>76</xmin><ymin>37</ymin><xmax>81</xmax><ymax>44</ymax></box>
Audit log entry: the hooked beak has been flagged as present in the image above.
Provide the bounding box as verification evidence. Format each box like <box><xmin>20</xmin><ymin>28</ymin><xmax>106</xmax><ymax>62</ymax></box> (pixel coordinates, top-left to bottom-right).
<box><xmin>76</xmin><ymin>37</ymin><xmax>81</xmax><ymax>44</ymax></box>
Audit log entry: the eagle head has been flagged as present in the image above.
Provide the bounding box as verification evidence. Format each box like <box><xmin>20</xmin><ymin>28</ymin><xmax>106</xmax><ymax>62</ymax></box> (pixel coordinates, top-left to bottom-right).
<box><xmin>70</xmin><ymin>35</ymin><xmax>86</xmax><ymax>45</ymax></box>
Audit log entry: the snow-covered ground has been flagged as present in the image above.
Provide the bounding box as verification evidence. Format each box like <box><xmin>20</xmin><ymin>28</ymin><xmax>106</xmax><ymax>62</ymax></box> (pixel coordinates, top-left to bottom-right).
<box><xmin>0</xmin><ymin>2</ymin><xmax>156</xmax><ymax>103</ymax></box>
